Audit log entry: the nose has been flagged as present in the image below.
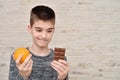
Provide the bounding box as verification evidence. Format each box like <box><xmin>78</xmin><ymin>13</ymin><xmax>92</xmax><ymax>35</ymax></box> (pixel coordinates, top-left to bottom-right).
<box><xmin>41</xmin><ymin>31</ymin><xmax>47</xmax><ymax>38</ymax></box>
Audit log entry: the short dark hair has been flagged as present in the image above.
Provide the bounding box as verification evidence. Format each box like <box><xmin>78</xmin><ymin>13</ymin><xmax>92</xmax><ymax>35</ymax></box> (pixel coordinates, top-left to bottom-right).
<box><xmin>30</xmin><ymin>5</ymin><xmax>55</xmax><ymax>26</ymax></box>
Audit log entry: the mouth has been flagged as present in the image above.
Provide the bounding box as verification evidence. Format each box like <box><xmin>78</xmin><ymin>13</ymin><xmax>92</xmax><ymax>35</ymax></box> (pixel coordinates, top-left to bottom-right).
<box><xmin>37</xmin><ymin>38</ymin><xmax>48</xmax><ymax>42</ymax></box>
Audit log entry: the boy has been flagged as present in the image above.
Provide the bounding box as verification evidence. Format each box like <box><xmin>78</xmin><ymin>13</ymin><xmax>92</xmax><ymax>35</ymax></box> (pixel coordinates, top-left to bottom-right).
<box><xmin>9</xmin><ymin>5</ymin><xmax>69</xmax><ymax>80</ymax></box>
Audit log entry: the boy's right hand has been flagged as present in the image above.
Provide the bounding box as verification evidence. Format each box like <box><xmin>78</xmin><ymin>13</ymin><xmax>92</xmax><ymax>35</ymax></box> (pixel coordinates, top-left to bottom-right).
<box><xmin>14</xmin><ymin>54</ymin><xmax>33</xmax><ymax>79</ymax></box>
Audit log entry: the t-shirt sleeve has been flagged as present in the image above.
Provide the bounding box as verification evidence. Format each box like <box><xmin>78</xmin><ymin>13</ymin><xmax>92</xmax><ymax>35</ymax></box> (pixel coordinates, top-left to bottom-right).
<box><xmin>8</xmin><ymin>54</ymin><xmax>24</xmax><ymax>80</ymax></box>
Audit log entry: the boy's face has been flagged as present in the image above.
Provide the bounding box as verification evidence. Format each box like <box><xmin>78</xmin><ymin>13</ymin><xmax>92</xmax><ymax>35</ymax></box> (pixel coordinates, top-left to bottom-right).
<box><xmin>28</xmin><ymin>20</ymin><xmax>55</xmax><ymax>48</ymax></box>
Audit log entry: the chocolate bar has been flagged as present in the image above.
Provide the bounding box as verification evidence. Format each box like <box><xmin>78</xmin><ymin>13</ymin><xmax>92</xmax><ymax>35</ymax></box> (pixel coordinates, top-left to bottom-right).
<box><xmin>54</xmin><ymin>47</ymin><xmax>66</xmax><ymax>60</ymax></box>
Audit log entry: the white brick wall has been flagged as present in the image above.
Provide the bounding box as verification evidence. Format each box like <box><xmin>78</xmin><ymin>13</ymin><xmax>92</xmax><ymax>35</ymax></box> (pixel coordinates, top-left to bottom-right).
<box><xmin>0</xmin><ymin>0</ymin><xmax>120</xmax><ymax>80</ymax></box>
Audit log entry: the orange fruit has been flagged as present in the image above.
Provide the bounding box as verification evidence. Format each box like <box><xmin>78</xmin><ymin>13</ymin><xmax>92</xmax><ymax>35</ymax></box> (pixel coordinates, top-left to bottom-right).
<box><xmin>13</xmin><ymin>48</ymin><xmax>30</xmax><ymax>63</ymax></box>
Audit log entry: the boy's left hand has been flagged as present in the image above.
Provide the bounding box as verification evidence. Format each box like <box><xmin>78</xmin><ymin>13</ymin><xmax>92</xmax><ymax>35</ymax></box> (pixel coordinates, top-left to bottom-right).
<box><xmin>51</xmin><ymin>60</ymin><xmax>70</xmax><ymax>80</ymax></box>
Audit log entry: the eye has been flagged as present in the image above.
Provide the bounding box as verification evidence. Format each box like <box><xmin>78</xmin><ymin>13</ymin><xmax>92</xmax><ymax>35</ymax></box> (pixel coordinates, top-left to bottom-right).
<box><xmin>36</xmin><ymin>29</ymin><xmax>42</xmax><ymax>32</ymax></box>
<box><xmin>47</xmin><ymin>29</ymin><xmax>53</xmax><ymax>33</ymax></box>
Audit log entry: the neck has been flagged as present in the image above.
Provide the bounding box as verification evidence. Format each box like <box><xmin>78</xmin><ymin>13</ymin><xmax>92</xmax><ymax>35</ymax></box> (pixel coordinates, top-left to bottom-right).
<box><xmin>29</xmin><ymin>44</ymin><xmax>50</xmax><ymax>56</ymax></box>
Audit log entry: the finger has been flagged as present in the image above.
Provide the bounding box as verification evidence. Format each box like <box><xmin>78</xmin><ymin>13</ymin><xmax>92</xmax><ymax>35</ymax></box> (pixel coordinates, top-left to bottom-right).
<box><xmin>58</xmin><ymin>60</ymin><xmax>70</xmax><ymax>72</ymax></box>
<box><xmin>29</xmin><ymin>59</ymin><xmax>33</xmax><ymax>68</ymax></box>
<box><xmin>22</xmin><ymin>54</ymin><xmax>32</xmax><ymax>67</ymax></box>
<box><xmin>51</xmin><ymin>61</ymin><xmax>65</xmax><ymax>73</ymax></box>
<box><xmin>52</xmin><ymin>60</ymin><xmax>67</xmax><ymax>70</ymax></box>
<box><xmin>51</xmin><ymin>63</ymin><xmax>62</xmax><ymax>74</ymax></box>
<box><xmin>29</xmin><ymin>60</ymin><xmax>33</xmax><ymax>70</ymax></box>
<box><xmin>58</xmin><ymin>60</ymin><xmax>69</xmax><ymax>67</ymax></box>
<box><xmin>15</xmin><ymin>54</ymin><xmax>23</xmax><ymax>65</ymax></box>
<box><xmin>19</xmin><ymin>59</ymin><xmax>33</xmax><ymax>72</ymax></box>
<box><xmin>25</xmin><ymin>59</ymin><xmax>33</xmax><ymax>69</ymax></box>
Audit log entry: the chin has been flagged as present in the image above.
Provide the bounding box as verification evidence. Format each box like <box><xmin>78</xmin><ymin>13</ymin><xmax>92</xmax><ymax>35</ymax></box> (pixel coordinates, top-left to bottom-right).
<box><xmin>38</xmin><ymin>44</ymin><xmax>48</xmax><ymax>48</ymax></box>
<box><xmin>35</xmin><ymin>41</ymin><xmax>49</xmax><ymax>48</ymax></box>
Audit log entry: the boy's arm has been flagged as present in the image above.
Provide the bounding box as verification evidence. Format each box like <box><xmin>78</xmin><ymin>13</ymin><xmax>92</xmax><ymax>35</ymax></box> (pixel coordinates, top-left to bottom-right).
<box><xmin>9</xmin><ymin>55</ymin><xmax>24</xmax><ymax>80</ymax></box>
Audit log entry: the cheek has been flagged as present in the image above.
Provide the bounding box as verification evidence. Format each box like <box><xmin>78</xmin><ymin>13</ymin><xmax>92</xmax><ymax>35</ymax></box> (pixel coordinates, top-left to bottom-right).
<box><xmin>31</xmin><ymin>31</ymin><xmax>39</xmax><ymax>38</ymax></box>
<box><xmin>48</xmin><ymin>33</ymin><xmax>54</xmax><ymax>38</ymax></box>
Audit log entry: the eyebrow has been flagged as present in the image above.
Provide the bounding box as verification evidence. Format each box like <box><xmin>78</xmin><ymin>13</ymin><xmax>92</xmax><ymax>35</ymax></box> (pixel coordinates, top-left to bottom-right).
<box><xmin>35</xmin><ymin>27</ymin><xmax>55</xmax><ymax>29</ymax></box>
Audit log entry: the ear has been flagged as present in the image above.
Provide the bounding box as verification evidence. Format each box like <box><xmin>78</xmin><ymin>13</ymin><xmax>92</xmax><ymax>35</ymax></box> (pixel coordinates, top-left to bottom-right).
<box><xmin>28</xmin><ymin>25</ymin><xmax>32</xmax><ymax>34</ymax></box>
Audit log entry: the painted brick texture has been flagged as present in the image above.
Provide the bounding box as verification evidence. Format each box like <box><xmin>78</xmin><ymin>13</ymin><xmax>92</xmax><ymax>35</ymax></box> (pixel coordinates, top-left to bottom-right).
<box><xmin>0</xmin><ymin>0</ymin><xmax>120</xmax><ymax>80</ymax></box>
